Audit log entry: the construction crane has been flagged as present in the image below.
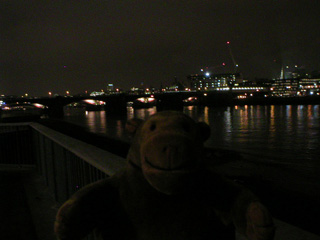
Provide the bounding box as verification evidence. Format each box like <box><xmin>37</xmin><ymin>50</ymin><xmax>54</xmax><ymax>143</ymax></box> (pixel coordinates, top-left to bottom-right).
<box><xmin>226</xmin><ymin>41</ymin><xmax>239</xmax><ymax>73</ymax></box>
<box><xmin>200</xmin><ymin>41</ymin><xmax>239</xmax><ymax>75</ymax></box>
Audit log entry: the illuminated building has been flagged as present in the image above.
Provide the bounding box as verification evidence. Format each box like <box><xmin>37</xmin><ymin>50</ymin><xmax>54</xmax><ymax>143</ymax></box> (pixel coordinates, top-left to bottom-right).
<box><xmin>271</xmin><ymin>79</ymin><xmax>299</xmax><ymax>97</ymax></box>
<box><xmin>271</xmin><ymin>78</ymin><xmax>320</xmax><ymax>97</ymax></box>
<box><xmin>90</xmin><ymin>91</ymin><xmax>105</xmax><ymax>96</ymax></box>
<box><xmin>107</xmin><ymin>83</ymin><xmax>114</xmax><ymax>92</ymax></box>
<box><xmin>187</xmin><ymin>73</ymin><xmax>242</xmax><ymax>91</ymax></box>
<box><xmin>298</xmin><ymin>78</ymin><xmax>320</xmax><ymax>96</ymax></box>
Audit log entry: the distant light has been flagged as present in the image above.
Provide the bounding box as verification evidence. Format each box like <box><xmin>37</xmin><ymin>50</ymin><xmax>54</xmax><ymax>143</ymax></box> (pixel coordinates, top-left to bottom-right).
<box><xmin>226</xmin><ymin>41</ymin><xmax>230</xmax><ymax>44</ymax></box>
<box><xmin>33</xmin><ymin>103</ymin><xmax>45</xmax><ymax>109</ymax></box>
<box><xmin>137</xmin><ymin>97</ymin><xmax>155</xmax><ymax>103</ymax></box>
<box><xmin>84</xmin><ymin>99</ymin><xmax>96</xmax><ymax>105</ymax></box>
<box><xmin>222</xmin><ymin>63</ymin><xmax>226</xmax><ymax>66</ymax></box>
<box><xmin>83</xmin><ymin>99</ymin><xmax>106</xmax><ymax>105</ymax></box>
<box><xmin>236</xmin><ymin>64</ymin><xmax>239</xmax><ymax>67</ymax></box>
<box><xmin>205</xmin><ymin>72</ymin><xmax>210</xmax><ymax>77</ymax></box>
<box><xmin>200</xmin><ymin>69</ymin><xmax>204</xmax><ymax>72</ymax></box>
<box><xmin>295</xmin><ymin>65</ymin><xmax>298</xmax><ymax>68</ymax></box>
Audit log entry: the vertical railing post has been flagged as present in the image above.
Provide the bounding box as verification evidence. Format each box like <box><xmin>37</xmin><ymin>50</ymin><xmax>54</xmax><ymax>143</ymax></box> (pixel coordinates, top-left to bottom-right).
<box><xmin>38</xmin><ymin>133</ymin><xmax>49</xmax><ymax>185</ymax></box>
<box><xmin>52</xmin><ymin>145</ymin><xmax>69</xmax><ymax>203</ymax></box>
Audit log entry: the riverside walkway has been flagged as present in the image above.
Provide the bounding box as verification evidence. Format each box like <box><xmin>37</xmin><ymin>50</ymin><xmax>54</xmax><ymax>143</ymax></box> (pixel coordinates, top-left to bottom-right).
<box><xmin>0</xmin><ymin>166</ymin><xmax>58</xmax><ymax>240</ymax></box>
<box><xmin>0</xmin><ymin>122</ymin><xmax>319</xmax><ymax>240</ymax></box>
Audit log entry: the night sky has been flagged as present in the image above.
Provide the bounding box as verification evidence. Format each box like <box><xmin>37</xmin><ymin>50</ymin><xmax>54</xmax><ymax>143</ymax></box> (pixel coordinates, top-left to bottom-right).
<box><xmin>1</xmin><ymin>0</ymin><xmax>320</xmax><ymax>96</ymax></box>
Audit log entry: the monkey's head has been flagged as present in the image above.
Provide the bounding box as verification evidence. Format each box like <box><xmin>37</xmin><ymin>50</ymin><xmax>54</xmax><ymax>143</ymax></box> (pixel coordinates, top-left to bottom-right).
<box><xmin>126</xmin><ymin>111</ymin><xmax>210</xmax><ymax>195</ymax></box>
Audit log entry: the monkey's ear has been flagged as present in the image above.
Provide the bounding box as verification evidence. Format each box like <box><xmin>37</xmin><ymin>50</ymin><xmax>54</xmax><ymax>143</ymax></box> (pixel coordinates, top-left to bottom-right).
<box><xmin>196</xmin><ymin>122</ymin><xmax>211</xmax><ymax>142</ymax></box>
<box><xmin>125</xmin><ymin>118</ymin><xmax>144</xmax><ymax>135</ymax></box>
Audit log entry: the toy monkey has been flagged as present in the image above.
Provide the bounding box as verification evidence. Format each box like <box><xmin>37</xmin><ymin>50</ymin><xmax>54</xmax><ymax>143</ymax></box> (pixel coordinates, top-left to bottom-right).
<box><xmin>55</xmin><ymin>111</ymin><xmax>274</xmax><ymax>240</ymax></box>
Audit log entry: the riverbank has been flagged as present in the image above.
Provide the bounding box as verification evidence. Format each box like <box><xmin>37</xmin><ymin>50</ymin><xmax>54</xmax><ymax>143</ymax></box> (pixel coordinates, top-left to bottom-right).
<box><xmin>231</xmin><ymin>95</ymin><xmax>320</xmax><ymax>106</ymax></box>
<box><xmin>198</xmin><ymin>93</ymin><xmax>320</xmax><ymax>106</ymax></box>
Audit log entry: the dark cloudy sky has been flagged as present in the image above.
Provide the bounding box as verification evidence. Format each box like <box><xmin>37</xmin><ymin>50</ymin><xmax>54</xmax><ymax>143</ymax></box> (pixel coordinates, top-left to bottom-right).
<box><xmin>1</xmin><ymin>0</ymin><xmax>320</xmax><ymax>96</ymax></box>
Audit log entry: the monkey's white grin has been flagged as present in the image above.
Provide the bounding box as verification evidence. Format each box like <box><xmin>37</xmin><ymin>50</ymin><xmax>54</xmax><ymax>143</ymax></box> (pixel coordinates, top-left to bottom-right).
<box><xmin>144</xmin><ymin>157</ymin><xmax>187</xmax><ymax>171</ymax></box>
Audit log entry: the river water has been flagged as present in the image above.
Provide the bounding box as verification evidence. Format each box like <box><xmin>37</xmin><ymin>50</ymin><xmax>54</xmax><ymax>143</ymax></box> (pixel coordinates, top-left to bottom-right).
<box><xmin>63</xmin><ymin>105</ymin><xmax>320</xmax><ymax>169</ymax></box>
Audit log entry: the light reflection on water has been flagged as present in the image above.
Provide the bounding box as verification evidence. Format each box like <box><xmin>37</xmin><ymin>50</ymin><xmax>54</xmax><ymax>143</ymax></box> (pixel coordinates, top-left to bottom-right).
<box><xmin>127</xmin><ymin>106</ymin><xmax>157</xmax><ymax>120</ymax></box>
<box><xmin>85</xmin><ymin>111</ymin><xmax>107</xmax><ymax>133</ymax></box>
<box><xmin>200</xmin><ymin>105</ymin><xmax>319</xmax><ymax>165</ymax></box>
<box><xmin>64</xmin><ymin>107</ymin><xmax>157</xmax><ymax>141</ymax></box>
<box><xmin>64</xmin><ymin>105</ymin><xmax>320</xmax><ymax>165</ymax></box>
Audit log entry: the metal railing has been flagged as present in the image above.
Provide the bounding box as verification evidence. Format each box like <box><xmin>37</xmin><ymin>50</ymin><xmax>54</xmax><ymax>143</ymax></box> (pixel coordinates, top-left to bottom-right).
<box><xmin>0</xmin><ymin>122</ymin><xmax>126</xmax><ymax>240</ymax></box>
<box><xmin>0</xmin><ymin>123</ymin><xmax>35</xmax><ymax>165</ymax></box>
<box><xmin>0</xmin><ymin>122</ymin><xmax>126</xmax><ymax>204</ymax></box>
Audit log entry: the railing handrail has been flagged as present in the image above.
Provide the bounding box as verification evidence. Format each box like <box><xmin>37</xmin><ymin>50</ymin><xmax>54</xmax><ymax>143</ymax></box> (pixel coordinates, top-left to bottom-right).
<box><xmin>30</xmin><ymin>122</ymin><xmax>126</xmax><ymax>176</ymax></box>
<box><xmin>0</xmin><ymin>122</ymin><xmax>31</xmax><ymax>127</ymax></box>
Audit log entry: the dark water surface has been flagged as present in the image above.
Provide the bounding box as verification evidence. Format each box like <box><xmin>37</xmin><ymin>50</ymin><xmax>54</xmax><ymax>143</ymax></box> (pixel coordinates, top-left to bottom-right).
<box><xmin>63</xmin><ymin>105</ymin><xmax>320</xmax><ymax>169</ymax></box>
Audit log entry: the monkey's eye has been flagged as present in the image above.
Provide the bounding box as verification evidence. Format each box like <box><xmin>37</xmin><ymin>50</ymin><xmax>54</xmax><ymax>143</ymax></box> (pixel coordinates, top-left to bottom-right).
<box><xmin>150</xmin><ymin>123</ymin><xmax>156</xmax><ymax>131</ymax></box>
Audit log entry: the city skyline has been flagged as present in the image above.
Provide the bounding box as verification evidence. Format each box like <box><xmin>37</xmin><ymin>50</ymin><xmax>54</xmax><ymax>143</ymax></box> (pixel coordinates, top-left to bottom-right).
<box><xmin>1</xmin><ymin>1</ymin><xmax>320</xmax><ymax>96</ymax></box>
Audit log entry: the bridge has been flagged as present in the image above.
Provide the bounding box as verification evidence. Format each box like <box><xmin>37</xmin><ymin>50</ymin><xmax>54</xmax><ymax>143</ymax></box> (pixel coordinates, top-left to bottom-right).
<box><xmin>2</xmin><ymin>90</ymin><xmax>320</xmax><ymax>118</ymax></box>
<box><xmin>1</xmin><ymin>90</ymin><xmax>269</xmax><ymax>117</ymax></box>
<box><xmin>0</xmin><ymin>122</ymin><xmax>319</xmax><ymax>239</ymax></box>
<box><xmin>2</xmin><ymin>92</ymin><xmax>200</xmax><ymax>117</ymax></box>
